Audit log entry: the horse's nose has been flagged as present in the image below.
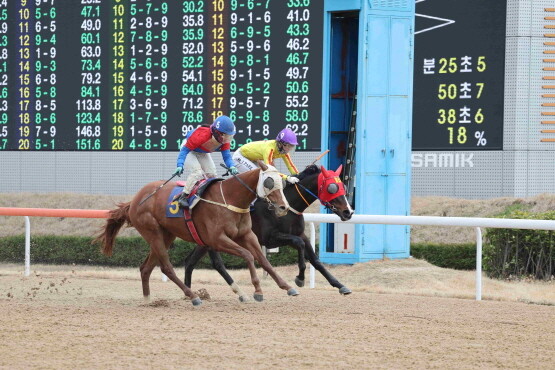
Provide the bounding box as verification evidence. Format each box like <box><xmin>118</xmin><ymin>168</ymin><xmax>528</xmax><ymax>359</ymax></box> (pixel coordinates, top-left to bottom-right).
<box><xmin>343</xmin><ymin>209</ymin><xmax>353</xmax><ymax>220</ymax></box>
<box><xmin>275</xmin><ymin>205</ymin><xmax>288</xmax><ymax>217</ymax></box>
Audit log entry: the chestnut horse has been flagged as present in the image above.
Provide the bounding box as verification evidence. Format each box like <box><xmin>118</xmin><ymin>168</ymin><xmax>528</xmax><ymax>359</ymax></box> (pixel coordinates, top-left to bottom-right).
<box><xmin>94</xmin><ymin>162</ymin><xmax>299</xmax><ymax>306</ymax></box>
<box><xmin>183</xmin><ymin>165</ymin><xmax>355</xmax><ymax>299</ymax></box>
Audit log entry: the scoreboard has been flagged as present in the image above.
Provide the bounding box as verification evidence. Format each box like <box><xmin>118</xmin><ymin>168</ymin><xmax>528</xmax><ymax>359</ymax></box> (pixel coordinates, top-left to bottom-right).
<box><xmin>0</xmin><ymin>0</ymin><xmax>322</xmax><ymax>151</ymax></box>
<box><xmin>412</xmin><ymin>0</ymin><xmax>507</xmax><ymax>151</ymax></box>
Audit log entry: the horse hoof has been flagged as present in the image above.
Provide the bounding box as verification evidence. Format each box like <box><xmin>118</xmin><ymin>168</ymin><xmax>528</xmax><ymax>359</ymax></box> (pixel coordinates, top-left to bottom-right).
<box><xmin>238</xmin><ymin>295</ymin><xmax>249</xmax><ymax>303</ymax></box>
<box><xmin>253</xmin><ymin>293</ymin><xmax>264</xmax><ymax>302</ymax></box>
<box><xmin>295</xmin><ymin>277</ymin><xmax>305</xmax><ymax>287</ymax></box>
<box><xmin>287</xmin><ymin>288</ymin><xmax>299</xmax><ymax>296</ymax></box>
<box><xmin>191</xmin><ymin>297</ymin><xmax>203</xmax><ymax>306</ymax></box>
<box><xmin>339</xmin><ymin>286</ymin><xmax>352</xmax><ymax>295</ymax></box>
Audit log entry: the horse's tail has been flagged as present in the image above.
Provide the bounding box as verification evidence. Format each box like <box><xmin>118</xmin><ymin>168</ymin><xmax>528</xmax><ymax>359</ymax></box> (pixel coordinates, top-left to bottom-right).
<box><xmin>93</xmin><ymin>202</ymin><xmax>132</xmax><ymax>256</ymax></box>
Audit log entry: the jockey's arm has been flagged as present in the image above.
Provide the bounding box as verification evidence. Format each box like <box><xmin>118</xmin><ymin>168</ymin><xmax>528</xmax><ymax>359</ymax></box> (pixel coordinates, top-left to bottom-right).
<box><xmin>282</xmin><ymin>153</ymin><xmax>299</xmax><ymax>175</ymax></box>
<box><xmin>262</xmin><ymin>146</ymin><xmax>274</xmax><ymax>166</ymax></box>
<box><xmin>177</xmin><ymin>129</ymin><xmax>204</xmax><ymax>167</ymax></box>
<box><xmin>260</xmin><ymin>144</ymin><xmax>288</xmax><ymax>179</ymax></box>
<box><xmin>220</xmin><ymin>149</ymin><xmax>234</xmax><ymax>169</ymax></box>
<box><xmin>176</xmin><ymin>144</ymin><xmax>191</xmax><ymax>167</ymax></box>
<box><xmin>258</xmin><ymin>142</ymin><xmax>298</xmax><ymax>178</ymax></box>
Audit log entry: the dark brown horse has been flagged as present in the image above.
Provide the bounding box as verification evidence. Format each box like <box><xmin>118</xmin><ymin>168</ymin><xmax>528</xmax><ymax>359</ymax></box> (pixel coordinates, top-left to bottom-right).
<box><xmin>183</xmin><ymin>165</ymin><xmax>355</xmax><ymax>299</ymax></box>
<box><xmin>94</xmin><ymin>162</ymin><xmax>298</xmax><ymax>306</ymax></box>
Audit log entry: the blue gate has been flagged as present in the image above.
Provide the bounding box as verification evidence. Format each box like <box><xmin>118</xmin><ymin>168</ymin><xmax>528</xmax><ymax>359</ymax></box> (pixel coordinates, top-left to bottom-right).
<box><xmin>320</xmin><ymin>0</ymin><xmax>415</xmax><ymax>263</ymax></box>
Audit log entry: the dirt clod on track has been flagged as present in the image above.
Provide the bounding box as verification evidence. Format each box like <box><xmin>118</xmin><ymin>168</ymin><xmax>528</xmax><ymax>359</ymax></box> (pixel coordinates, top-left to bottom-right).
<box><xmin>1</xmin><ymin>262</ymin><xmax>555</xmax><ymax>369</ymax></box>
<box><xmin>196</xmin><ymin>288</ymin><xmax>211</xmax><ymax>300</ymax></box>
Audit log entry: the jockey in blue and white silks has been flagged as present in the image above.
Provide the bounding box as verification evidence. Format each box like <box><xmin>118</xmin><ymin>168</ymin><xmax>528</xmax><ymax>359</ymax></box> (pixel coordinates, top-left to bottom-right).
<box><xmin>173</xmin><ymin>115</ymin><xmax>237</xmax><ymax>207</ymax></box>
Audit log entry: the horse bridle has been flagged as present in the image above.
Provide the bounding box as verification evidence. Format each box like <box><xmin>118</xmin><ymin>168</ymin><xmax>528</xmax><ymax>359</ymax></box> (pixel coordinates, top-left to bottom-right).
<box><xmin>291</xmin><ymin>182</ymin><xmax>340</xmax><ymax>215</ymax></box>
<box><xmin>225</xmin><ymin>167</ymin><xmax>284</xmax><ymax>211</ymax></box>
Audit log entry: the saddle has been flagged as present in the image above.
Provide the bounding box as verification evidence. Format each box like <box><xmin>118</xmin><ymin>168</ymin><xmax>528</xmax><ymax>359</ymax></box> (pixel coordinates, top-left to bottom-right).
<box><xmin>170</xmin><ymin>177</ymin><xmax>224</xmax><ymax>210</ymax></box>
<box><xmin>167</xmin><ymin>178</ymin><xmax>224</xmax><ymax>247</ymax></box>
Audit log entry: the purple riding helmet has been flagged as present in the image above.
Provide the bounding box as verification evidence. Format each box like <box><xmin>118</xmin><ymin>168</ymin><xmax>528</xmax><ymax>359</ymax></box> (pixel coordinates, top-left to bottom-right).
<box><xmin>276</xmin><ymin>128</ymin><xmax>298</xmax><ymax>154</ymax></box>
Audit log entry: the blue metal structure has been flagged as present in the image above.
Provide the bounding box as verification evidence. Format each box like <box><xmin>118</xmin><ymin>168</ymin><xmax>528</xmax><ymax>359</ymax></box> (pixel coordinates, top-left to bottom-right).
<box><xmin>320</xmin><ymin>0</ymin><xmax>415</xmax><ymax>263</ymax></box>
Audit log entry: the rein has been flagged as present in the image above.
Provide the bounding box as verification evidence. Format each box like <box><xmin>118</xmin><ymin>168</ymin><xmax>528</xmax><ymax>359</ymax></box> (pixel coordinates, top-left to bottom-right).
<box><xmin>198</xmin><ymin>182</ymin><xmax>250</xmax><ymax>213</ymax></box>
<box><xmin>205</xmin><ymin>166</ymin><xmax>283</xmax><ymax>213</ymax></box>
<box><xmin>290</xmin><ymin>183</ymin><xmax>315</xmax><ymax>215</ymax></box>
<box><xmin>230</xmin><ymin>170</ymin><xmax>259</xmax><ymax>199</ymax></box>
<box><xmin>290</xmin><ymin>182</ymin><xmax>338</xmax><ymax>215</ymax></box>
<box><xmin>229</xmin><ymin>168</ymin><xmax>286</xmax><ymax>211</ymax></box>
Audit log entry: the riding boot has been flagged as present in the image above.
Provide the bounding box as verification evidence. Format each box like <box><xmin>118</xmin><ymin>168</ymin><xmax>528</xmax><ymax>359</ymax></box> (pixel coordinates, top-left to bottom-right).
<box><xmin>178</xmin><ymin>193</ymin><xmax>189</xmax><ymax>208</ymax></box>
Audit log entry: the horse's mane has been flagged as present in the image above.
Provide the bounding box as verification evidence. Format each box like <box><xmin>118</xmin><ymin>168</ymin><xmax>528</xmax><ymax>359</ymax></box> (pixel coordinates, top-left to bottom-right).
<box><xmin>295</xmin><ymin>164</ymin><xmax>320</xmax><ymax>181</ymax></box>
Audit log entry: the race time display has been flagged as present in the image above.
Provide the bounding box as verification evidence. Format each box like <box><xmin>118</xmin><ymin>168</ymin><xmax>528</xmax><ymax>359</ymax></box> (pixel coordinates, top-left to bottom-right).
<box><xmin>0</xmin><ymin>0</ymin><xmax>322</xmax><ymax>151</ymax></box>
<box><xmin>412</xmin><ymin>0</ymin><xmax>507</xmax><ymax>150</ymax></box>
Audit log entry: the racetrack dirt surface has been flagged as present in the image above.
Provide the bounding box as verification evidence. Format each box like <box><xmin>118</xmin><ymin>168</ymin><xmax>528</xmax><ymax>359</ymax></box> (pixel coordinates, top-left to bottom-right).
<box><xmin>1</xmin><ymin>263</ymin><xmax>554</xmax><ymax>369</ymax></box>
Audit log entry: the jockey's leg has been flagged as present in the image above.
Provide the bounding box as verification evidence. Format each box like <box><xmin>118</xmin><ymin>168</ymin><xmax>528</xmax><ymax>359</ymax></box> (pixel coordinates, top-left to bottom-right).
<box><xmin>196</xmin><ymin>152</ymin><xmax>217</xmax><ymax>178</ymax></box>
<box><xmin>180</xmin><ymin>152</ymin><xmax>204</xmax><ymax>207</ymax></box>
<box><xmin>183</xmin><ymin>152</ymin><xmax>205</xmax><ymax>193</ymax></box>
<box><xmin>232</xmin><ymin>150</ymin><xmax>257</xmax><ymax>174</ymax></box>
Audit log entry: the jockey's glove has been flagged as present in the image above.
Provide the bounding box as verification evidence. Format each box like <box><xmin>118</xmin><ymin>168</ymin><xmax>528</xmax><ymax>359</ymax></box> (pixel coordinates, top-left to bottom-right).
<box><xmin>286</xmin><ymin>176</ymin><xmax>300</xmax><ymax>184</ymax></box>
<box><xmin>229</xmin><ymin>166</ymin><xmax>239</xmax><ymax>175</ymax></box>
<box><xmin>174</xmin><ymin>166</ymin><xmax>184</xmax><ymax>176</ymax></box>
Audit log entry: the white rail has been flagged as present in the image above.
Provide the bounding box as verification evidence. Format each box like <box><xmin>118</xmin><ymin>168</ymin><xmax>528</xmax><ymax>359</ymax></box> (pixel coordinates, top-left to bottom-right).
<box><xmin>12</xmin><ymin>212</ymin><xmax>555</xmax><ymax>301</ymax></box>
<box><xmin>304</xmin><ymin>214</ymin><xmax>555</xmax><ymax>301</ymax></box>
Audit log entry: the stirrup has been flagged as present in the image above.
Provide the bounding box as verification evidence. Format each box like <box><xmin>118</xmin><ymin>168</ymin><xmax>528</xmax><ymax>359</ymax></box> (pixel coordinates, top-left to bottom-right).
<box><xmin>178</xmin><ymin>193</ymin><xmax>189</xmax><ymax>208</ymax></box>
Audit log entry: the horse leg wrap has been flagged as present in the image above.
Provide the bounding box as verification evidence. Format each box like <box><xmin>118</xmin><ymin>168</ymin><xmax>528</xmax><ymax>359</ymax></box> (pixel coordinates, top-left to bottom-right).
<box><xmin>191</xmin><ymin>297</ymin><xmax>203</xmax><ymax>306</ymax></box>
<box><xmin>230</xmin><ymin>282</ymin><xmax>240</xmax><ymax>294</ymax></box>
<box><xmin>231</xmin><ymin>283</ymin><xmax>249</xmax><ymax>302</ymax></box>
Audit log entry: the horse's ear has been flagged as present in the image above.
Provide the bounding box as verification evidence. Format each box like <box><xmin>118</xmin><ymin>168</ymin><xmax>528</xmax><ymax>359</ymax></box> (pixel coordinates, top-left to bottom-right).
<box><xmin>257</xmin><ymin>160</ymin><xmax>268</xmax><ymax>171</ymax></box>
<box><xmin>335</xmin><ymin>164</ymin><xmax>343</xmax><ymax>176</ymax></box>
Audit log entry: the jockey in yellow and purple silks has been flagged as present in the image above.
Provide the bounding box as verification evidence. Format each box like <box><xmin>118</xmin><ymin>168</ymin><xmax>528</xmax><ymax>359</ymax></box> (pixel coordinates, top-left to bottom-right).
<box><xmin>232</xmin><ymin>128</ymin><xmax>300</xmax><ymax>184</ymax></box>
<box><xmin>173</xmin><ymin>115</ymin><xmax>238</xmax><ymax>208</ymax></box>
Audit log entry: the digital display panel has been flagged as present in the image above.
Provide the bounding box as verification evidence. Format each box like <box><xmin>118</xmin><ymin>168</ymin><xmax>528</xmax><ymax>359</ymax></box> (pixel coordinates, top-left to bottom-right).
<box><xmin>412</xmin><ymin>0</ymin><xmax>507</xmax><ymax>150</ymax></box>
<box><xmin>0</xmin><ymin>0</ymin><xmax>322</xmax><ymax>151</ymax></box>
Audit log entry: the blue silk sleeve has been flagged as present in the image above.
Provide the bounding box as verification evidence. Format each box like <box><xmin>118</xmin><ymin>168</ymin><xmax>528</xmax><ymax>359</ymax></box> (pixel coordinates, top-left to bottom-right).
<box><xmin>221</xmin><ymin>149</ymin><xmax>234</xmax><ymax>168</ymax></box>
<box><xmin>176</xmin><ymin>145</ymin><xmax>191</xmax><ymax>167</ymax></box>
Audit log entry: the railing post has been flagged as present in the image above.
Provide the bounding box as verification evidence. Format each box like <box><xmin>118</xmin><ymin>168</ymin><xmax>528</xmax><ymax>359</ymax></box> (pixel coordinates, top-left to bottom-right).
<box><xmin>309</xmin><ymin>222</ymin><xmax>315</xmax><ymax>288</ymax></box>
<box><xmin>476</xmin><ymin>226</ymin><xmax>482</xmax><ymax>301</ymax></box>
<box><xmin>25</xmin><ymin>216</ymin><xmax>30</xmax><ymax>277</ymax></box>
